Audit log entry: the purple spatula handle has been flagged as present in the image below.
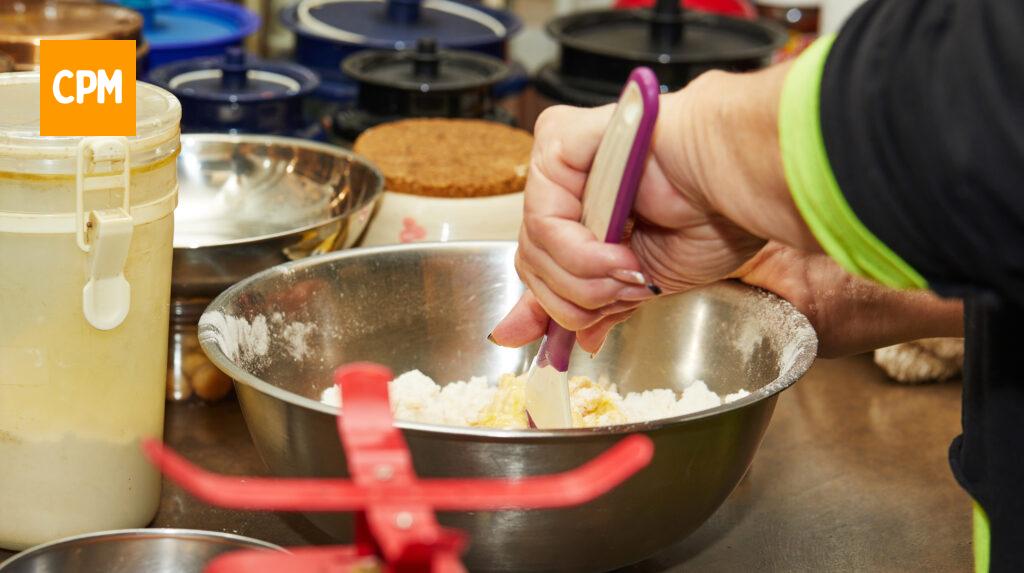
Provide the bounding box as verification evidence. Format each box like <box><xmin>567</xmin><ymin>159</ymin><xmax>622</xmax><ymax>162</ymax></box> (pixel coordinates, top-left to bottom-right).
<box><xmin>538</xmin><ymin>67</ymin><xmax>661</xmax><ymax>373</ymax></box>
<box><xmin>535</xmin><ymin>321</ymin><xmax>577</xmax><ymax>371</ymax></box>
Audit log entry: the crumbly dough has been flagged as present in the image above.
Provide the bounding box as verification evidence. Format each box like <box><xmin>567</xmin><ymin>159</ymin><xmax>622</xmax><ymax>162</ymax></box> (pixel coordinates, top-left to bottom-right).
<box><xmin>319</xmin><ymin>370</ymin><xmax>750</xmax><ymax>429</ymax></box>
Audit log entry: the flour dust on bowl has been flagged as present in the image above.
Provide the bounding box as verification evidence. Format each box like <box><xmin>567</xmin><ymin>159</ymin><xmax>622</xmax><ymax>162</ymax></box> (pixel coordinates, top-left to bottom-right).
<box><xmin>197</xmin><ymin>242</ymin><xmax>818</xmax><ymax>572</ymax></box>
<box><xmin>0</xmin><ymin>72</ymin><xmax>180</xmax><ymax>550</ymax></box>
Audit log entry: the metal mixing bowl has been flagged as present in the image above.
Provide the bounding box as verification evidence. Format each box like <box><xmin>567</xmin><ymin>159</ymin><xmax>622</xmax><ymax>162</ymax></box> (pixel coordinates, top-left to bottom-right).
<box><xmin>198</xmin><ymin>242</ymin><xmax>818</xmax><ymax>572</ymax></box>
<box><xmin>173</xmin><ymin>133</ymin><xmax>384</xmax><ymax>300</ymax></box>
<box><xmin>0</xmin><ymin>529</ymin><xmax>282</xmax><ymax>573</ymax></box>
<box><xmin>169</xmin><ymin>133</ymin><xmax>384</xmax><ymax>401</ymax></box>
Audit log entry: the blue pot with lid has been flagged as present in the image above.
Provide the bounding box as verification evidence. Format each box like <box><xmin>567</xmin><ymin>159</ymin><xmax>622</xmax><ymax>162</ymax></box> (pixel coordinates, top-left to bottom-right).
<box><xmin>149</xmin><ymin>47</ymin><xmax>323</xmax><ymax>138</ymax></box>
<box><xmin>114</xmin><ymin>0</ymin><xmax>260</xmax><ymax>68</ymax></box>
<box><xmin>281</xmin><ymin>0</ymin><xmax>521</xmax><ymax>102</ymax></box>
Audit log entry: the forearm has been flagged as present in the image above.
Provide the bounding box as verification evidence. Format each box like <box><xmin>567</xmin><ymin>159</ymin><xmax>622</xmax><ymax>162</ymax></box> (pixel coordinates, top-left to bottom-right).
<box><xmin>813</xmin><ymin>276</ymin><xmax>963</xmax><ymax>358</ymax></box>
<box><xmin>735</xmin><ymin>243</ymin><xmax>962</xmax><ymax>358</ymax></box>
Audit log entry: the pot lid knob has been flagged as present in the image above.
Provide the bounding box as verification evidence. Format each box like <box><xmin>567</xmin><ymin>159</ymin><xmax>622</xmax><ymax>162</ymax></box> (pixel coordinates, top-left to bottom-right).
<box><xmin>221</xmin><ymin>47</ymin><xmax>248</xmax><ymax>91</ymax></box>
<box><xmin>650</xmin><ymin>0</ymin><xmax>685</xmax><ymax>51</ymax></box>
<box><xmin>413</xmin><ymin>37</ymin><xmax>440</xmax><ymax>80</ymax></box>
<box><xmin>387</xmin><ymin>0</ymin><xmax>422</xmax><ymax>24</ymax></box>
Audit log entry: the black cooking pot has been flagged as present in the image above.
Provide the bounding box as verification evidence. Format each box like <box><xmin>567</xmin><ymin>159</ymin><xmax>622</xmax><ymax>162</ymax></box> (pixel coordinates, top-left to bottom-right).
<box><xmin>537</xmin><ymin>0</ymin><xmax>785</xmax><ymax>106</ymax></box>
<box><xmin>332</xmin><ymin>38</ymin><xmax>513</xmax><ymax>142</ymax></box>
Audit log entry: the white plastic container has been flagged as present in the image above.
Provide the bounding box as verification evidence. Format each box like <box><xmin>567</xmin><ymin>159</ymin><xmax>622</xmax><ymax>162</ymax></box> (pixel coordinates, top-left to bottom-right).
<box><xmin>360</xmin><ymin>191</ymin><xmax>524</xmax><ymax>246</ymax></box>
<box><xmin>0</xmin><ymin>73</ymin><xmax>181</xmax><ymax>550</ymax></box>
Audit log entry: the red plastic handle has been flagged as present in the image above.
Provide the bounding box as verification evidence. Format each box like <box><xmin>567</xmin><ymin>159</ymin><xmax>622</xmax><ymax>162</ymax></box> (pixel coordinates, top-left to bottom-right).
<box><xmin>206</xmin><ymin>545</ymin><xmax>467</xmax><ymax>573</ymax></box>
<box><xmin>614</xmin><ymin>0</ymin><xmax>757</xmax><ymax>19</ymax></box>
<box><xmin>142</xmin><ymin>433</ymin><xmax>652</xmax><ymax>511</ymax></box>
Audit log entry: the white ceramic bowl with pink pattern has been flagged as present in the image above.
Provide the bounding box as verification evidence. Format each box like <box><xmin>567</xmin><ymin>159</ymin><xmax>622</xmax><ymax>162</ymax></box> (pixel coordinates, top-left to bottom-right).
<box><xmin>359</xmin><ymin>190</ymin><xmax>524</xmax><ymax>246</ymax></box>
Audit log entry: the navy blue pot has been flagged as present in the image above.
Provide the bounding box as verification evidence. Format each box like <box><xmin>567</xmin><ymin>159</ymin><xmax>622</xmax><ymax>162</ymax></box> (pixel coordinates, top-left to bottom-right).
<box><xmin>150</xmin><ymin>48</ymin><xmax>324</xmax><ymax>139</ymax></box>
<box><xmin>280</xmin><ymin>0</ymin><xmax>521</xmax><ymax>103</ymax></box>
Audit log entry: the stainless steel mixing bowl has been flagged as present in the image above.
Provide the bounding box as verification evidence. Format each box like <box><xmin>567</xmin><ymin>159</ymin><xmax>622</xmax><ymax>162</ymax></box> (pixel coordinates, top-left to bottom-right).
<box><xmin>173</xmin><ymin>133</ymin><xmax>384</xmax><ymax>300</ymax></box>
<box><xmin>169</xmin><ymin>133</ymin><xmax>384</xmax><ymax>401</ymax></box>
<box><xmin>0</xmin><ymin>529</ymin><xmax>282</xmax><ymax>573</ymax></box>
<box><xmin>198</xmin><ymin>242</ymin><xmax>818</xmax><ymax>572</ymax></box>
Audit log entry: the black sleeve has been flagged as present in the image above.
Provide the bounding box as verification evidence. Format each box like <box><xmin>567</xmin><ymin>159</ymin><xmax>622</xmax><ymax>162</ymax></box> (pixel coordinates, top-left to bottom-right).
<box><xmin>821</xmin><ymin>4</ymin><xmax>1024</xmax><ymax>571</ymax></box>
<box><xmin>819</xmin><ymin>0</ymin><xmax>1024</xmax><ymax>306</ymax></box>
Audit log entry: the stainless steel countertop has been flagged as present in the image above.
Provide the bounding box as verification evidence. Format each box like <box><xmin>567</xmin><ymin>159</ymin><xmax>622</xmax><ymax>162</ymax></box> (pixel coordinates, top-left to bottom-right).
<box><xmin>0</xmin><ymin>356</ymin><xmax>972</xmax><ymax>571</ymax></box>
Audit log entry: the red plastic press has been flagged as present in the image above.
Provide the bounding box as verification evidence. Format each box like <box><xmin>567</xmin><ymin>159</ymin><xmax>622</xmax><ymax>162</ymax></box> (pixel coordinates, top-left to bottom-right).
<box><xmin>143</xmin><ymin>362</ymin><xmax>654</xmax><ymax>573</ymax></box>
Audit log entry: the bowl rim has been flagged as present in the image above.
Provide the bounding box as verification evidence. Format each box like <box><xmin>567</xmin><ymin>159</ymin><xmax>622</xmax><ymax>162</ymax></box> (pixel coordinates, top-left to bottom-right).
<box><xmin>0</xmin><ymin>528</ymin><xmax>285</xmax><ymax>569</ymax></box>
<box><xmin>198</xmin><ymin>241</ymin><xmax>818</xmax><ymax>439</ymax></box>
<box><xmin>174</xmin><ymin>133</ymin><xmax>385</xmax><ymax>250</ymax></box>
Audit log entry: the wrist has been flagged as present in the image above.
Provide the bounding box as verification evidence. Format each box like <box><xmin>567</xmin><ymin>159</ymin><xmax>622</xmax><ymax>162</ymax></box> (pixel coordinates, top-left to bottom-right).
<box><xmin>671</xmin><ymin>66</ymin><xmax>820</xmax><ymax>252</ymax></box>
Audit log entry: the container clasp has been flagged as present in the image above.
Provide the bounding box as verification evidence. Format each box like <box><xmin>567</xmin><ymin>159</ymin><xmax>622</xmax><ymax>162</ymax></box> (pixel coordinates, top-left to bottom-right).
<box><xmin>76</xmin><ymin>137</ymin><xmax>133</xmax><ymax>330</ymax></box>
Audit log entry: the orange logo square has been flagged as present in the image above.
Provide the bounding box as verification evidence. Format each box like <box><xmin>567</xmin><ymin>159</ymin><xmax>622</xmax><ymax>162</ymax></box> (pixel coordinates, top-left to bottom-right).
<box><xmin>39</xmin><ymin>40</ymin><xmax>137</xmax><ymax>136</ymax></box>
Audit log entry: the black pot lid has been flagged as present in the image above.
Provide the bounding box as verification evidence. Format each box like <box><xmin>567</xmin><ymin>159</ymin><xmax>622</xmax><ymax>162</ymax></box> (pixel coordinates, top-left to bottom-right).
<box><xmin>548</xmin><ymin>2</ymin><xmax>785</xmax><ymax>64</ymax></box>
<box><xmin>343</xmin><ymin>38</ymin><xmax>508</xmax><ymax>92</ymax></box>
<box><xmin>294</xmin><ymin>0</ymin><xmax>510</xmax><ymax>47</ymax></box>
<box><xmin>149</xmin><ymin>48</ymin><xmax>319</xmax><ymax>102</ymax></box>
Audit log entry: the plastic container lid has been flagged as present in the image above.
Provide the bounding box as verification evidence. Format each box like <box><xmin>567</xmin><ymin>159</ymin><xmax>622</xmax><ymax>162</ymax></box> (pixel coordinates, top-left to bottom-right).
<box><xmin>343</xmin><ymin>38</ymin><xmax>508</xmax><ymax>93</ymax></box>
<box><xmin>0</xmin><ymin>0</ymin><xmax>144</xmax><ymax>71</ymax></box>
<box><xmin>293</xmin><ymin>0</ymin><xmax>511</xmax><ymax>47</ymax></box>
<box><xmin>150</xmin><ymin>48</ymin><xmax>319</xmax><ymax>103</ymax></box>
<box><xmin>118</xmin><ymin>0</ymin><xmax>259</xmax><ymax>52</ymax></box>
<box><xmin>0</xmin><ymin>72</ymin><xmax>181</xmax><ymax>174</ymax></box>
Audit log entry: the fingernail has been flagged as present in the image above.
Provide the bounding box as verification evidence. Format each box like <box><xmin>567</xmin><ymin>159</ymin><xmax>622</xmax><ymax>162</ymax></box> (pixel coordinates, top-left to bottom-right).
<box><xmin>647</xmin><ymin>283</ymin><xmax>662</xmax><ymax>295</ymax></box>
<box><xmin>486</xmin><ymin>332</ymin><xmax>497</xmax><ymax>344</ymax></box>
<box><xmin>617</xmin><ymin>286</ymin><xmax>657</xmax><ymax>302</ymax></box>
<box><xmin>609</xmin><ymin>268</ymin><xmax>649</xmax><ymax>286</ymax></box>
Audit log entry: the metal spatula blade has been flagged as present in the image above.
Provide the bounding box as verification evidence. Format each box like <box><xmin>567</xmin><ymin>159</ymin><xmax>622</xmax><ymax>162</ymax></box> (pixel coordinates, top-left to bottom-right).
<box><xmin>525</xmin><ymin>67</ymin><xmax>660</xmax><ymax>429</ymax></box>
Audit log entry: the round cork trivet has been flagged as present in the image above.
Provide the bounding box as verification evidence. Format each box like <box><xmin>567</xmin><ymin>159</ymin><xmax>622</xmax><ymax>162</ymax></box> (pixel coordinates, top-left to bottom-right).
<box><xmin>353</xmin><ymin>118</ymin><xmax>533</xmax><ymax>198</ymax></box>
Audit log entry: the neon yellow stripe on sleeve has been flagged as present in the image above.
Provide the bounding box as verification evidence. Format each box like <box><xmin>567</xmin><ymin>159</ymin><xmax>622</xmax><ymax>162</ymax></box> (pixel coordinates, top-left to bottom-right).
<box><xmin>974</xmin><ymin>502</ymin><xmax>991</xmax><ymax>573</ymax></box>
<box><xmin>779</xmin><ymin>36</ymin><xmax>928</xmax><ymax>290</ymax></box>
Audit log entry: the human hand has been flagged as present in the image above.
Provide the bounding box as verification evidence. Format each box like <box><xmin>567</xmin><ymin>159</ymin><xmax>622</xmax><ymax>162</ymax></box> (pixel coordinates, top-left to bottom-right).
<box><xmin>492</xmin><ymin>65</ymin><xmax>816</xmax><ymax>354</ymax></box>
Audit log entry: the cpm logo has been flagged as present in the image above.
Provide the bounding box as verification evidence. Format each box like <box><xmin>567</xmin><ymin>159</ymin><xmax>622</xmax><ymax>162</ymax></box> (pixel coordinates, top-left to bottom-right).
<box><xmin>40</xmin><ymin>40</ymin><xmax>137</xmax><ymax>136</ymax></box>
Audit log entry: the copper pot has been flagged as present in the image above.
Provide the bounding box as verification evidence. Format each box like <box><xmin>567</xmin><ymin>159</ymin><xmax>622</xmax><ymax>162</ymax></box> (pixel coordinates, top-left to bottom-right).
<box><xmin>0</xmin><ymin>0</ymin><xmax>147</xmax><ymax>71</ymax></box>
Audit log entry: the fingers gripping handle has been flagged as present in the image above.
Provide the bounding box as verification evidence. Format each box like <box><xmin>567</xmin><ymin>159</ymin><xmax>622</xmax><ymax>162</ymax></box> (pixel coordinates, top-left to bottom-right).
<box><xmin>541</xmin><ymin>67</ymin><xmax>662</xmax><ymax>365</ymax></box>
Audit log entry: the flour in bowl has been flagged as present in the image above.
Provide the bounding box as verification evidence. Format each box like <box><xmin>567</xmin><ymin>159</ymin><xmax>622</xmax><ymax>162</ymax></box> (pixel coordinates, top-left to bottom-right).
<box><xmin>319</xmin><ymin>370</ymin><xmax>749</xmax><ymax>429</ymax></box>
